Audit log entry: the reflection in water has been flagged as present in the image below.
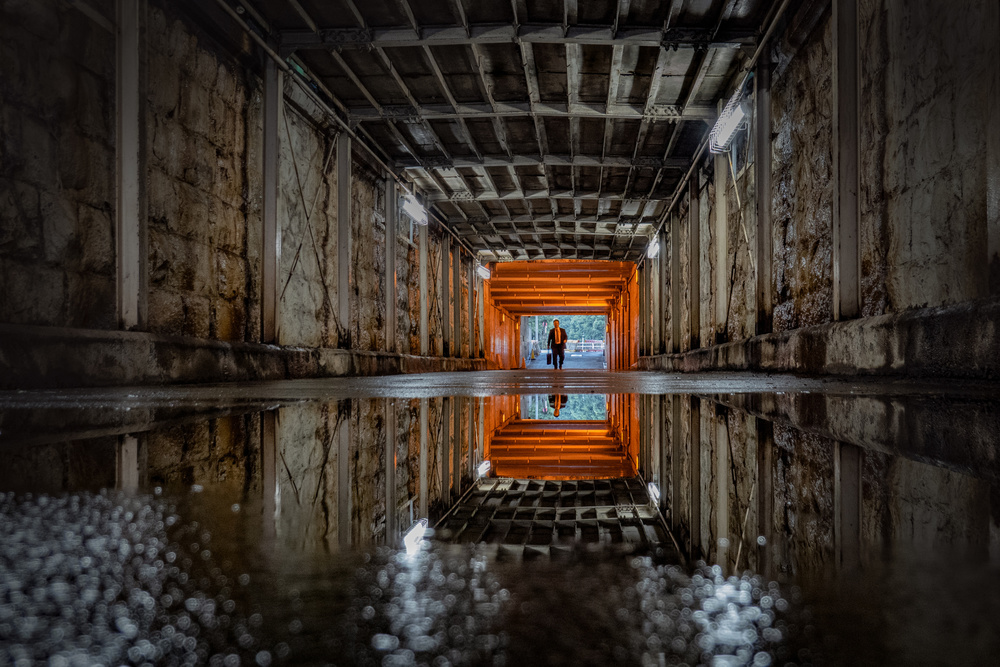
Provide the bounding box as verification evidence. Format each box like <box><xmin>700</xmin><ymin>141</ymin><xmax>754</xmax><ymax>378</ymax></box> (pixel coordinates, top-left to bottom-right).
<box><xmin>1</xmin><ymin>387</ymin><xmax>999</xmax><ymax>663</ymax></box>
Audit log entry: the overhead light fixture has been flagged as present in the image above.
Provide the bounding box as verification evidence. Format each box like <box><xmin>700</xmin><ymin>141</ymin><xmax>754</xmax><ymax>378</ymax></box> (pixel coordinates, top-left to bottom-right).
<box><xmin>709</xmin><ymin>82</ymin><xmax>750</xmax><ymax>154</ymax></box>
<box><xmin>646</xmin><ymin>237</ymin><xmax>660</xmax><ymax>259</ymax></box>
<box><xmin>477</xmin><ymin>460</ymin><xmax>491</xmax><ymax>477</ymax></box>
<box><xmin>476</xmin><ymin>263</ymin><xmax>490</xmax><ymax>280</ymax></box>
<box><xmin>401</xmin><ymin>194</ymin><xmax>428</xmax><ymax>225</ymax></box>
<box><xmin>402</xmin><ymin>518</ymin><xmax>428</xmax><ymax>556</ymax></box>
<box><xmin>647</xmin><ymin>482</ymin><xmax>660</xmax><ymax>505</ymax></box>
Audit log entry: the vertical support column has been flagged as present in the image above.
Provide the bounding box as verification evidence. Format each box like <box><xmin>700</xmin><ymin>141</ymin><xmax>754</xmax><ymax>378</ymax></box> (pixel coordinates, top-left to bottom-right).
<box><xmin>442</xmin><ymin>238</ymin><xmax>451</xmax><ymax>356</ymax></box>
<box><xmin>261</xmin><ymin>411</ymin><xmax>277</xmax><ymax>539</ymax></box>
<box><xmin>658</xmin><ymin>230</ymin><xmax>668</xmax><ymax>355</ymax></box>
<box><xmin>453</xmin><ymin>246</ymin><xmax>462</xmax><ymax>357</ymax></box>
<box><xmin>468</xmin><ymin>262</ymin><xmax>476</xmax><ymax>359</ymax></box>
<box><xmin>835</xmin><ymin>441</ymin><xmax>862</xmax><ymax>573</ymax></box>
<box><xmin>116</xmin><ymin>435</ymin><xmax>140</xmax><ymax>492</ymax></box>
<box><xmin>468</xmin><ymin>394</ymin><xmax>476</xmax><ymax>478</ymax></box>
<box><xmin>477</xmin><ymin>279</ymin><xmax>485</xmax><ymax>357</ymax></box>
<box><xmin>690</xmin><ymin>397</ymin><xmax>701</xmax><ymax>560</ymax></box>
<box><xmin>384</xmin><ymin>179</ymin><xmax>397</xmax><ymax>353</ymax></box>
<box><xmin>670</xmin><ymin>213</ymin><xmax>682</xmax><ymax>353</ymax></box>
<box><xmin>441</xmin><ymin>397</ymin><xmax>451</xmax><ymax>506</ymax></box>
<box><xmin>337</xmin><ymin>136</ymin><xmax>352</xmax><ymax>346</ymax></box>
<box><xmin>384</xmin><ymin>400</ymin><xmax>397</xmax><ymax>543</ymax></box>
<box><xmin>453</xmin><ymin>396</ymin><xmax>462</xmax><ymax>493</ymax></box>
<box><xmin>338</xmin><ymin>400</ymin><xmax>352</xmax><ymax>550</ymax></box>
<box><xmin>756</xmin><ymin>419</ymin><xmax>774</xmax><ymax>577</ymax></box>
<box><xmin>116</xmin><ymin>0</ymin><xmax>146</xmax><ymax>330</ymax></box>
<box><xmin>689</xmin><ymin>178</ymin><xmax>701</xmax><ymax>349</ymax></box>
<box><xmin>715</xmin><ymin>406</ymin><xmax>730</xmax><ymax>570</ymax></box>
<box><xmin>832</xmin><ymin>0</ymin><xmax>860</xmax><ymax>320</ymax></box>
<box><xmin>755</xmin><ymin>52</ymin><xmax>773</xmax><ymax>334</ymax></box>
<box><xmin>419</xmin><ymin>398</ymin><xmax>429</xmax><ymax>517</ymax></box>
<box><xmin>670</xmin><ymin>395</ymin><xmax>683</xmax><ymax>533</ymax></box>
<box><xmin>714</xmin><ymin>109</ymin><xmax>729</xmax><ymax>344</ymax></box>
<box><xmin>477</xmin><ymin>397</ymin><xmax>485</xmax><ymax>467</ymax></box>
<box><xmin>651</xmin><ymin>247</ymin><xmax>661</xmax><ymax>355</ymax></box>
<box><xmin>419</xmin><ymin>224</ymin><xmax>429</xmax><ymax>355</ymax></box>
<box><xmin>262</xmin><ymin>58</ymin><xmax>282</xmax><ymax>343</ymax></box>
<box><xmin>651</xmin><ymin>396</ymin><xmax>661</xmax><ymax>492</ymax></box>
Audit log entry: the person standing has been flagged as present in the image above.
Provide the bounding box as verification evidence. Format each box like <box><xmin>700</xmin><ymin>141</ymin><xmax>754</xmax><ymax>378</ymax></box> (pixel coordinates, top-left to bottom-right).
<box><xmin>547</xmin><ymin>319</ymin><xmax>568</xmax><ymax>369</ymax></box>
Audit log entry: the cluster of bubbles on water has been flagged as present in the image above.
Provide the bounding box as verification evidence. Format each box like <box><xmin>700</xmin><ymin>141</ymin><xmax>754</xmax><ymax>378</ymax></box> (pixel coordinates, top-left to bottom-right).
<box><xmin>623</xmin><ymin>558</ymin><xmax>802</xmax><ymax>666</ymax></box>
<box><xmin>346</xmin><ymin>541</ymin><xmax>805</xmax><ymax>667</ymax></box>
<box><xmin>0</xmin><ymin>490</ymin><xmax>270</xmax><ymax>667</ymax></box>
<box><xmin>344</xmin><ymin>541</ymin><xmax>507</xmax><ymax>667</ymax></box>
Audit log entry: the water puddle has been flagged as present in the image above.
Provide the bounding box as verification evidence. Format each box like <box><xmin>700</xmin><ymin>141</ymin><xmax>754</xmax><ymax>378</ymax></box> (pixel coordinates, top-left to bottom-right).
<box><xmin>1</xmin><ymin>385</ymin><xmax>998</xmax><ymax>664</ymax></box>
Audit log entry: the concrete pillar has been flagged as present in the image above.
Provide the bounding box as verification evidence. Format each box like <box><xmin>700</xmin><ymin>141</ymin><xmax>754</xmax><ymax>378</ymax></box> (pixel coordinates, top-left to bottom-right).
<box><xmin>116</xmin><ymin>0</ymin><xmax>148</xmax><ymax>331</ymax></box>
<box><xmin>715</xmin><ymin>406</ymin><xmax>730</xmax><ymax>570</ymax></box>
<box><xmin>419</xmin><ymin>398</ymin><xmax>429</xmax><ymax>517</ymax></box>
<box><xmin>419</xmin><ymin>224</ymin><xmax>429</xmax><ymax>355</ymax></box>
<box><xmin>453</xmin><ymin>396</ymin><xmax>462</xmax><ymax>493</ymax></box>
<box><xmin>659</xmin><ymin>229</ymin><xmax>668</xmax><ymax>355</ymax></box>
<box><xmin>714</xmin><ymin>110</ymin><xmax>729</xmax><ymax>344</ymax></box>
<box><xmin>468</xmin><ymin>261</ymin><xmax>476</xmax><ymax>358</ymax></box>
<box><xmin>468</xmin><ymin>394</ymin><xmax>476</xmax><ymax>479</ymax></box>
<box><xmin>651</xmin><ymin>245</ymin><xmax>662</xmax><ymax>355</ymax></box>
<box><xmin>670</xmin><ymin>395</ymin><xmax>683</xmax><ymax>533</ymax></box>
<box><xmin>442</xmin><ymin>238</ymin><xmax>451</xmax><ymax>356</ymax></box>
<box><xmin>384</xmin><ymin>399</ymin><xmax>396</xmax><ymax>543</ymax></box>
<box><xmin>338</xmin><ymin>400</ymin><xmax>352</xmax><ymax>550</ymax></box>
<box><xmin>441</xmin><ymin>397</ymin><xmax>451</xmax><ymax>506</ymax></box>
<box><xmin>477</xmin><ymin>277</ymin><xmax>485</xmax><ymax>357</ymax></box>
<box><xmin>755</xmin><ymin>53</ymin><xmax>773</xmax><ymax>334</ymax></box>
<box><xmin>689</xmin><ymin>179</ymin><xmax>701</xmax><ymax>349</ymax></box>
<box><xmin>638</xmin><ymin>266</ymin><xmax>646</xmax><ymax>355</ymax></box>
<box><xmin>835</xmin><ymin>441</ymin><xmax>862</xmax><ymax>573</ymax></box>
<box><xmin>261</xmin><ymin>411</ymin><xmax>277</xmax><ymax>539</ymax></box>
<box><xmin>756</xmin><ymin>419</ymin><xmax>774</xmax><ymax>578</ymax></box>
<box><xmin>690</xmin><ymin>396</ymin><xmax>701</xmax><ymax>560</ymax></box>
<box><xmin>337</xmin><ymin>136</ymin><xmax>352</xmax><ymax>347</ymax></box>
<box><xmin>832</xmin><ymin>0</ymin><xmax>860</xmax><ymax>320</ymax></box>
<box><xmin>115</xmin><ymin>435</ymin><xmax>140</xmax><ymax>492</ymax></box>
<box><xmin>670</xmin><ymin>213</ymin><xmax>682</xmax><ymax>353</ymax></box>
<box><xmin>453</xmin><ymin>247</ymin><xmax>462</xmax><ymax>357</ymax></box>
<box><xmin>384</xmin><ymin>180</ymin><xmax>397</xmax><ymax>353</ymax></box>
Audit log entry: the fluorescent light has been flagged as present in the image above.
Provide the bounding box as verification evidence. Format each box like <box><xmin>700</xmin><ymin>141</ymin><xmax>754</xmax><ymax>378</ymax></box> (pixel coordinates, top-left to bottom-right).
<box><xmin>647</xmin><ymin>482</ymin><xmax>660</xmax><ymax>505</ymax></box>
<box><xmin>646</xmin><ymin>237</ymin><xmax>660</xmax><ymax>259</ymax></box>
<box><xmin>401</xmin><ymin>194</ymin><xmax>428</xmax><ymax>225</ymax></box>
<box><xmin>476</xmin><ymin>263</ymin><xmax>490</xmax><ymax>280</ymax></box>
<box><xmin>477</xmin><ymin>460</ymin><xmax>491</xmax><ymax>477</ymax></box>
<box><xmin>709</xmin><ymin>87</ymin><xmax>749</xmax><ymax>154</ymax></box>
<box><xmin>402</xmin><ymin>518</ymin><xmax>427</xmax><ymax>556</ymax></box>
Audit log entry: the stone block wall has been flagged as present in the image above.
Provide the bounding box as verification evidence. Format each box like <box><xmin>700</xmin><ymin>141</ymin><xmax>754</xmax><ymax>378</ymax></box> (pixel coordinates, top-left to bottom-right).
<box><xmin>146</xmin><ymin>2</ymin><xmax>262</xmax><ymax>341</ymax></box>
<box><xmin>0</xmin><ymin>0</ymin><xmax>117</xmax><ymax>329</ymax></box>
<box><xmin>276</xmin><ymin>89</ymin><xmax>338</xmax><ymax>349</ymax></box>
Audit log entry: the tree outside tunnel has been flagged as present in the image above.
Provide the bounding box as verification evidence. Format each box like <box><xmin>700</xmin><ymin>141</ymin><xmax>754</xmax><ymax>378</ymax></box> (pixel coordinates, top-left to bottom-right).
<box><xmin>521</xmin><ymin>315</ymin><xmax>607</xmax><ymax>358</ymax></box>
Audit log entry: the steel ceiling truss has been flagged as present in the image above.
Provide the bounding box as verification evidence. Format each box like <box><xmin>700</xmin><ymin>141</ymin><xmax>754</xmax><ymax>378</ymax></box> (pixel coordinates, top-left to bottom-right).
<box><xmin>252</xmin><ymin>0</ymin><xmax>769</xmax><ymax>261</ymax></box>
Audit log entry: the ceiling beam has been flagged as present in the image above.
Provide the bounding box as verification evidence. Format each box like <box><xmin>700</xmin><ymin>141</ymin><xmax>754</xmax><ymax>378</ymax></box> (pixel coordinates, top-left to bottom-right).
<box><xmin>350</xmin><ymin>101</ymin><xmax>715</xmax><ymax>122</ymax></box>
<box><xmin>429</xmin><ymin>189</ymin><xmax>666</xmax><ymax>203</ymax></box>
<box><xmin>280</xmin><ymin>24</ymin><xmax>755</xmax><ymax>51</ymax></box>
<box><xmin>396</xmin><ymin>155</ymin><xmax>689</xmax><ymax>170</ymax></box>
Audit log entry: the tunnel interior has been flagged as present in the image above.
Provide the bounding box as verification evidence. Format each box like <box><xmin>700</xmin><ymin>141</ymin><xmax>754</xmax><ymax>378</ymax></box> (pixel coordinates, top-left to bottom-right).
<box><xmin>2</xmin><ymin>0</ymin><xmax>1000</xmax><ymax>664</ymax></box>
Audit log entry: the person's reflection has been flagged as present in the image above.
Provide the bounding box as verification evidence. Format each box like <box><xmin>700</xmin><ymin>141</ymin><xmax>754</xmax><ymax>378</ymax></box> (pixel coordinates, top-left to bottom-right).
<box><xmin>548</xmin><ymin>394</ymin><xmax>569</xmax><ymax>418</ymax></box>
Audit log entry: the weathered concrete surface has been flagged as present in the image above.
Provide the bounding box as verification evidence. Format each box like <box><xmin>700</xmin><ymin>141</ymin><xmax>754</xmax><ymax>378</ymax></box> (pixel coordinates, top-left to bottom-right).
<box><xmin>0</xmin><ymin>0</ymin><xmax>117</xmax><ymax>330</ymax></box>
<box><xmin>147</xmin><ymin>2</ymin><xmax>262</xmax><ymax>341</ymax></box>
<box><xmin>637</xmin><ymin>296</ymin><xmax>1000</xmax><ymax>380</ymax></box>
<box><xmin>0</xmin><ymin>323</ymin><xmax>486</xmax><ymax>389</ymax></box>
<box><xmin>769</xmin><ymin>12</ymin><xmax>834</xmax><ymax>333</ymax></box>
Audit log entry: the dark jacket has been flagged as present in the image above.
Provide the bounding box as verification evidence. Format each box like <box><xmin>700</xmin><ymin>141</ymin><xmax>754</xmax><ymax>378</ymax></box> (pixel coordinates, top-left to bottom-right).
<box><xmin>547</xmin><ymin>327</ymin><xmax>568</xmax><ymax>351</ymax></box>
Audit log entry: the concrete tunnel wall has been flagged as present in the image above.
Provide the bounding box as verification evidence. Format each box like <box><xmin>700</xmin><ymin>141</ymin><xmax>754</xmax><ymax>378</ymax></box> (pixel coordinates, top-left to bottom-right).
<box><xmin>635</xmin><ymin>0</ymin><xmax>1000</xmax><ymax>379</ymax></box>
<box><xmin>0</xmin><ymin>0</ymin><xmax>499</xmax><ymax>388</ymax></box>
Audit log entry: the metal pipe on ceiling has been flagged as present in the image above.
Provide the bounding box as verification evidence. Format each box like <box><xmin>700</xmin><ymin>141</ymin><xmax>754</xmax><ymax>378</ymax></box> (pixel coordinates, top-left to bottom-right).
<box><xmin>208</xmin><ymin>0</ymin><xmax>480</xmax><ymax>259</ymax></box>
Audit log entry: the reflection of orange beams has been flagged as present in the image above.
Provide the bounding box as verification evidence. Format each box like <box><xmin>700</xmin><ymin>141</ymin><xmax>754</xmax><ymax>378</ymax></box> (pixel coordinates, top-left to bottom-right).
<box><xmin>489</xmin><ymin>285</ymin><xmax>623</xmax><ymax>292</ymax></box>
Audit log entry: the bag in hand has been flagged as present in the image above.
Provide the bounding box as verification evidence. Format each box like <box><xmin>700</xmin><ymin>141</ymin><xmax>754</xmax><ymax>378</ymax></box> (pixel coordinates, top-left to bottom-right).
<box><xmin>546</xmin><ymin>352</ymin><xmax>552</xmax><ymax>365</ymax></box>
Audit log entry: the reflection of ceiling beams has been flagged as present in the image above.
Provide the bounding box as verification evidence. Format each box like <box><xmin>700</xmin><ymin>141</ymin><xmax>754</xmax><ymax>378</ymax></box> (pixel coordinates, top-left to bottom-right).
<box><xmin>280</xmin><ymin>24</ymin><xmax>756</xmax><ymax>52</ymax></box>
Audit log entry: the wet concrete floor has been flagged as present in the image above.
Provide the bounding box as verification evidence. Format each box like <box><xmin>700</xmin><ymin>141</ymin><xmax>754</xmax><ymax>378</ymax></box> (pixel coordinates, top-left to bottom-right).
<box><xmin>1</xmin><ymin>371</ymin><xmax>999</xmax><ymax>665</ymax></box>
